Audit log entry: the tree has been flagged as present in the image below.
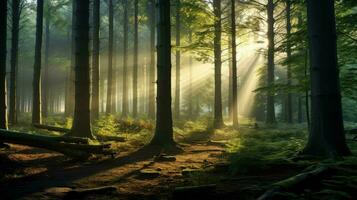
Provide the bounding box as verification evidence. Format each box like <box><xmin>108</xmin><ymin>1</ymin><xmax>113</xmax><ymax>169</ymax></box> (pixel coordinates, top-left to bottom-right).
<box><xmin>106</xmin><ymin>0</ymin><xmax>114</xmax><ymax>114</ymax></box>
<box><xmin>32</xmin><ymin>0</ymin><xmax>44</xmax><ymax>125</ymax></box>
<box><xmin>148</xmin><ymin>0</ymin><xmax>156</xmax><ymax>119</ymax></box>
<box><xmin>9</xmin><ymin>0</ymin><xmax>22</xmax><ymax>125</ymax></box>
<box><xmin>122</xmin><ymin>0</ymin><xmax>129</xmax><ymax>117</ymax></box>
<box><xmin>150</xmin><ymin>0</ymin><xmax>175</xmax><ymax>146</ymax></box>
<box><xmin>285</xmin><ymin>0</ymin><xmax>293</xmax><ymax>123</ymax></box>
<box><xmin>174</xmin><ymin>0</ymin><xmax>181</xmax><ymax>120</ymax></box>
<box><xmin>0</xmin><ymin>0</ymin><xmax>8</xmax><ymax>129</ymax></box>
<box><xmin>91</xmin><ymin>0</ymin><xmax>100</xmax><ymax>121</ymax></box>
<box><xmin>69</xmin><ymin>0</ymin><xmax>94</xmax><ymax>139</ymax></box>
<box><xmin>213</xmin><ymin>0</ymin><xmax>224</xmax><ymax>129</ymax></box>
<box><xmin>133</xmin><ymin>0</ymin><xmax>139</xmax><ymax>117</ymax></box>
<box><xmin>266</xmin><ymin>0</ymin><xmax>276</xmax><ymax>124</ymax></box>
<box><xmin>231</xmin><ymin>0</ymin><xmax>238</xmax><ymax>128</ymax></box>
<box><xmin>303</xmin><ymin>0</ymin><xmax>351</xmax><ymax>156</ymax></box>
<box><xmin>65</xmin><ymin>0</ymin><xmax>76</xmax><ymax>118</ymax></box>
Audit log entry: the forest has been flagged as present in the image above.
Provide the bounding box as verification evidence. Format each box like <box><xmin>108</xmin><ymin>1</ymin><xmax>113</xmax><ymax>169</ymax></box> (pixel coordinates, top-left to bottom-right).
<box><xmin>0</xmin><ymin>0</ymin><xmax>357</xmax><ymax>199</ymax></box>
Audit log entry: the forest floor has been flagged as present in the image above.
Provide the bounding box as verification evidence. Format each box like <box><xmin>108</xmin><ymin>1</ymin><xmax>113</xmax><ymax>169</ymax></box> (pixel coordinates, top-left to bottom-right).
<box><xmin>1</xmin><ymin>119</ymin><xmax>357</xmax><ymax>200</ymax></box>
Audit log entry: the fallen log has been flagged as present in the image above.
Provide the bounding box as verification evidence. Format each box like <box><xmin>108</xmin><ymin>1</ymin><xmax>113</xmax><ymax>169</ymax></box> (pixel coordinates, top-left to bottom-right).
<box><xmin>96</xmin><ymin>135</ymin><xmax>125</xmax><ymax>142</ymax></box>
<box><xmin>33</xmin><ymin>124</ymin><xmax>70</xmax><ymax>133</ymax></box>
<box><xmin>257</xmin><ymin>166</ymin><xmax>333</xmax><ymax>200</ymax></box>
<box><xmin>0</xmin><ymin>129</ymin><xmax>112</xmax><ymax>158</ymax></box>
<box><xmin>33</xmin><ymin>124</ymin><xmax>125</xmax><ymax>143</ymax></box>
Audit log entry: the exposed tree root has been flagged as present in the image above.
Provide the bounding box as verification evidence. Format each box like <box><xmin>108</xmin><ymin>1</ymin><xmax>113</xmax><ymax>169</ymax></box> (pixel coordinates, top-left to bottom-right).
<box><xmin>257</xmin><ymin>166</ymin><xmax>334</xmax><ymax>200</ymax></box>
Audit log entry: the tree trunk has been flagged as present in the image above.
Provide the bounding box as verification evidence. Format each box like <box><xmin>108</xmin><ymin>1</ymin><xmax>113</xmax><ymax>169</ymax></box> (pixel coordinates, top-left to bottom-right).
<box><xmin>9</xmin><ymin>0</ymin><xmax>21</xmax><ymax>125</ymax></box>
<box><xmin>174</xmin><ymin>0</ymin><xmax>181</xmax><ymax>120</ymax></box>
<box><xmin>68</xmin><ymin>0</ymin><xmax>94</xmax><ymax>139</ymax></box>
<box><xmin>122</xmin><ymin>0</ymin><xmax>129</xmax><ymax>117</ymax></box>
<box><xmin>91</xmin><ymin>0</ymin><xmax>100</xmax><ymax>121</ymax></box>
<box><xmin>32</xmin><ymin>0</ymin><xmax>44</xmax><ymax>125</ymax></box>
<box><xmin>106</xmin><ymin>0</ymin><xmax>114</xmax><ymax>114</ymax></box>
<box><xmin>188</xmin><ymin>31</ymin><xmax>193</xmax><ymax>118</ymax></box>
<box><xmin>65</xmin><ymin>0</ymin><xmax>76</xmax><ymax>118</ymax></box>
<box><xmin>297</xmin><ymin>97</ymin><xmax>303</xmax><ymax>123</ymax></box>
<box><xmin>231</xmin><ymin>0</ymin><xmax>238</xmax><ymax>129</ymax></box>
<box><xmin>42</xmin><ymin>13</ymin><xmax>50</xmax><ymax>118</ymax></box>
<box><xmin>228</xmin><ymin>35</ymin><xmax>233</xmax><ymax>121</ymax></box>
<box><xmin>133</xmin><ymin>0</ymin><xmax>139</xmax><ymax>117</ymax></box>
<box><xmin>148</xmin><ymin>0</ymin><xmax>156</xmax><ymax>120</ymax></box>
<box><xmin>285</xmin><ymin>0</ymin><xmax>293</xmax><ymax>123</ymax></box>
<box><xmin>150</xmin><ymin>0</ymin><xmax>175</xmax><ymax>146</ymax></box>
<box><xmin>0</xmin><ymin>0</ymin><xmax>7</xmax><ymax>129</ymax></box>
<box><xmin>213</xmin><ymin>0</ymin><xmax>224</xmax><ymax>129</ymax></box>
<box><xmin>303</xmin><ymin>0</ymin><xmax>351</xmax><ymax>157</ymax></box>
<box><xmin>266</xmin><ymin>0</ymin><xmax>276</xmax><ymax>124</ymax></box>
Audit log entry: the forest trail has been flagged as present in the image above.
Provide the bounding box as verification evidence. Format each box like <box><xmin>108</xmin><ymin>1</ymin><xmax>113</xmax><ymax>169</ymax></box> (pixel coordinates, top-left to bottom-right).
<box><xmin>1</xmin><ymin>142</ymin><xmax>228</xmax><ymax>199</ymax></box>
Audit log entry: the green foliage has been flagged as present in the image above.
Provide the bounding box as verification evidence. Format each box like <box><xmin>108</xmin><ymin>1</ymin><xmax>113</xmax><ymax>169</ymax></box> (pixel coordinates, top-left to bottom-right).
<box><xmin>93</xmin><ymin>115</ymin><xmax>154</xmax><ymax>136</ymax></box>
<box><xmin>227</xmin><ymin>128</ymin><xmax>307</xmax><ymax>174</ymax></box>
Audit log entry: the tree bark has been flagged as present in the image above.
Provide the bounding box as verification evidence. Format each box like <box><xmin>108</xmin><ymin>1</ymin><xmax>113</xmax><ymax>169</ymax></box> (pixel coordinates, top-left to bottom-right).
<box><xmin>106</xmin><ymin>0</ymin><xmax>114</xmax><ymax>114</ymax></box>
<box><xmin>188</xmin><ymin>31</ymin><xmax>193</xmax><ymax>118</ymax></box>
<box><xmin>174</xmin><ymin>0</ymin><xmax>181</xmax><ymax>120</ymax></box>
<box><xmin>65</xmin><ymin>0</ymin><xmax>76</xmax><ymax>118</ymax></box>
<box><xmin>91</xmin><ymin>0</ymin><xmax>100</xmax><ymax>121</ymax></box>
<box><xmin>213</xmin><ymin>0</ymin><xmax>224</xmax><ymax>129</ymax></box>
<box><xmin>266</xmin><ymin>0</ymin><xmax>276</xmax><ymax>124</ymax></box>
<box><xmin>68</xmin><ymin>0</ymin><xmax>94</xmax><ymax>139</ymax></box>
<box><xmin>0</xmin><ymin>0</ymin><xmax>7</xmax><ymax>129</ymax></box>
<box><xmin>303</xmin><ymin>0</ymin><xmax>351</xmax><ymax>156</ymax></box>
<box><xmin>9</xmin><ymin>0</ymin><xmax>21</xmax><ymax>125</ymax></box>
<box><xmin>42</xmin><ymin>11</ymin><xmax>50</xmax><ymax>118</ymax></box>
<box><xmin>122</xmin><ymin>0</ymin><xmax>129</xmax><ymax>117</ymax></box>
<box><xmin>285</xmin><ymin>0</ymin><xmax>293</xmax><ymax>123</ymax></box>
<box><xmin>150</xmin><ymin>0</ymin><xmax>175</xmax><ymax>146</ymax></box>
<box><xmin>32</xmin><ymin>0</ymin><xmax>44</xmax><ymax>125</ymax></box>
<box><xmin>133</xmin><ymin>0</ymin><xmax>139</xmax><ymax>117</ymax></box>
<box><xmin>148</xmin><ymin>0</ymin><xmax>156</xmax><ymax>120</ymax></box>
<box><xmin>231</xmin><ymin>0</ymin><xmax>238</xmax><ymax>129</ymax></box>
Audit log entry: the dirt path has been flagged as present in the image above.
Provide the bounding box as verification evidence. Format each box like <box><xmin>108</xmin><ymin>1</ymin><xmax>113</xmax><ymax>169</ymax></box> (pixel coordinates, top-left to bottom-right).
<box><xmin>1</xmin><ymin>143</ymin><xmax>227</xmax><ymax>199</ymax></box>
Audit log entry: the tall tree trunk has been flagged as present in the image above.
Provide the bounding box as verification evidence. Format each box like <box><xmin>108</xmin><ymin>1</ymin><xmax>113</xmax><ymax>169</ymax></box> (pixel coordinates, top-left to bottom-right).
<box><xmin>42</xmin><ymin>14</ymin><xmax>50</xmax><ymax>118</ymax></box>
<box><xmin>285</xmin><ymin>0</ymin><xmax>293</xmax><ymax>123</ymax></box>
<box><xmin>228</xmin><ymin>35</ymin><xmax>233</xmax><ymax>121</ymax></box>
<box><xmin>266</xmin><ymin>0</ymin><xmax>276</xmax><ymax>124</ymax></box>
<box><xmin>9</xmin><ymin>0</ymin><xmax>21</xmax><ymax>125</ymax></box>
<box><xmin>91</xmin><ymin>0</ymin><xmax>100</xmax><ymax>121</ymax></box>
<box><xmin>174</xmin><ymin>0</ymin><xmax>181</xmax><ymax>120</ymax></box>
<box><xmin>188</xmin><ymin>31</ymin><xmax>193</xmax><ymax>118</ymax></box>
<box><xmin>32</xmin><ymin>0</ymin><xmax>44</xmax><ymax>125</ymax></box>
<box><xmin>69</xmin><ymin>0</ymin><xmax>93</xmax><ymax>139</ymax></box>
<box><xmin>122</xmin><ymin>0</ymin><xmax>129</xmax><ymax>117</ymax></box>
<box><xmin>213</xmin><ymin>0</ymin><xmax>224</xmax><ymax>129</ymax></box>
<box><xmin>297</xmin><ymin>97</ymin><xmax>303</xmax><ymax>123</ymax></box>
<box><xmin>150</xmin><ymin>0</ymin><xmax>175</xmax><ymax>146</ymax></box>
<box><xmin>0</xmin><ymin>0</ymin><xmax>8</xmax><ymax>129</ymax></box>
<box><xmin>65</xmin><ymin>0</ymin><xmax>76</xmax><ymax>117</ymax></box>
<box><xmin>148</xmin><ymin>0</ymin><xmax>156</xmax><ymax>119</ymax></box>
<box><xmin>106</xmin><ymin>0</ymin><xmax>114</xmax><ymax>114</ymax></box>
<box><xmin>133</xmin><ymin>0</ymin><xmax>139</xmax><ymax>117</ymax></box>
<box><xmin>303</xmin><ymin>0</ymin><xmax>350</xmax><ymax>156</ymax></box>
<box><xmin>231</xmin><ymin>0</ymin><xmax>238</xmax><ymax>128</ymax></box>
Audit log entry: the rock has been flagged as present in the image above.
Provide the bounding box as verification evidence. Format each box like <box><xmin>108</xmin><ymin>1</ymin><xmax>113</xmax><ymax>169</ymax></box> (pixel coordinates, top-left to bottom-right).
<box><xmin>153</xmin><ymin>154</ymin><xmax>176</xmax><ymax>162</ymax></box>
<box><xmin>137</xmin><ymin>169</ymin><xmax>161</xmax><ymax>179</ymax></box>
